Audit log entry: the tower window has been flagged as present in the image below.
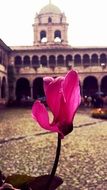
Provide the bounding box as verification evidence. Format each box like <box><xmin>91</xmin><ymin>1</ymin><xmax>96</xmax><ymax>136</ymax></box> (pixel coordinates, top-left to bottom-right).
<box><xmin>54</xmin><ymin>30</ymin><xmax>61</xmax><ymax>42</ymax></box>
<box><xmin>60</xmin><ymin>16</ymin><xmax>62</xmax><ymax>23</ymax></box>
<box><xmin>40</xmin><ymin>30</ymin><xmax>47</xmax><ymax>42</ymax></box>
<box><xmin>48</xmin><ymin>17</ymin><xmax>52</xmax><ymax>23</ymax></box>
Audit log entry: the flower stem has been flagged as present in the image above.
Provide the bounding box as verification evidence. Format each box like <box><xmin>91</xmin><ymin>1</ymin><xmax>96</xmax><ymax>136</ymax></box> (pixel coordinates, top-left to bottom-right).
<box><xmin>46</xmin><ymin>134</ymin><xmax>61</xmax><ymax>190</ymax></box>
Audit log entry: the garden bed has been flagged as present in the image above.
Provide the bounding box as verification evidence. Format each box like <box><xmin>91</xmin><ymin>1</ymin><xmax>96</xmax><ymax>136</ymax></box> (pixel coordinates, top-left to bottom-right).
<box><xmin>91</xmin><ymin>108</ymin><xmax>107</xmax><ymax>119</ymax></box>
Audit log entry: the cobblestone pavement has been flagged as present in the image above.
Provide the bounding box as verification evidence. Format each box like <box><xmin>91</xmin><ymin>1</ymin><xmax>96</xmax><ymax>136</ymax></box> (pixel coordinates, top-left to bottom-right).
<box><xmin>0</xmin><ymin>107</ymin><xmax>107</xmax><ymax>190</ymax></box>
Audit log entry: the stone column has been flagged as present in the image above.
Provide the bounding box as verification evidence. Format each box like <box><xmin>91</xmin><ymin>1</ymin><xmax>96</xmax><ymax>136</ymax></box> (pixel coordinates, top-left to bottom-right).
<box><xmin>22</xmin><ymin>56</ymin><xmax>24</xmax><ymax>66</ymax></box>
<box><xmin>8</xmin><ymin>80</ymin><xmax>16</xmax><ymax>101</ymax></box>
<box><xmin>97</xmin><ymin>79</ymin><xmax>101</xmax><ymax>93</ymax></box>
<box><xmin>10</xmin><ymin>56</ymin><xmax>14</xmax><ymax>65</ymax></box>
<box><xmin>30</xmin><ymin>84</ymin><xmax>33</xmax><ymax>99</ymax></box>
<box><xmin>63</xmin><ymin>57</ymin><xmax>66</xmax><ymax>67</ymax></box>
<box><xmin>48</xmin><ymin>26</ymin><xmax>53</xmax><ymax>44</ymax></box>
<box><xmin>98</xmin><ymin>55</ymin><xmax>100</xmax><ymax>66</ymax></box>
<box><xmin>80</xmin><ymin>81</ymin><xmax>83</xmax><ymax>97</ymax></box>
<box><xmin>47</xmin><ymin>58</ymin><xmax>49</xmax><ymax>67</ymax></box>
<box><xmin>30</xmin><ymin>56</ymin><xmax>32</xmax><ymax>67</ymax></box>
<box><xmin>71</xmin><ymin>57</ymin><xmax>74</xmax><ymax>68</ymax></box>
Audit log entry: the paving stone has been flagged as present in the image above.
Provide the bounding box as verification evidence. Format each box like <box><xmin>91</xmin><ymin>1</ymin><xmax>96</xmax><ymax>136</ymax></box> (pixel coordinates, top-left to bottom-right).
<box><xmin>0</xmin><ymin>108</ymin><xmax>107</xmax><ymax>189</ymax></box>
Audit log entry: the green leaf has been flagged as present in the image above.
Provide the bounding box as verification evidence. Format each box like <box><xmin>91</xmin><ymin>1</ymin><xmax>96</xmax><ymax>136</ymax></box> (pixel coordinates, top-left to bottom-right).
<box><xmin>6</xmin><ymin>174</ymin><xmax>63</xmax><ymax>190</ymax></box>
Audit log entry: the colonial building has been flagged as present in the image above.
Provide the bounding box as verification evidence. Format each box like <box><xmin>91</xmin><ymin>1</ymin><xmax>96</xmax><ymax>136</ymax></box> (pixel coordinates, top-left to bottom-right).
<box><xmin>0</xmin><ymin>39</ymin><xmax>11</xmax><ymax>103</ymax></box>
<box><xmin>0</xmin><ymin>2</ymin><xmax>107</xmax><ymax>103</ymax></box>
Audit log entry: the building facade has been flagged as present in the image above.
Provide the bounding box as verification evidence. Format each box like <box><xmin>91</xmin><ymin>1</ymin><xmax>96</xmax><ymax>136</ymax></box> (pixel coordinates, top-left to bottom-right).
<box><xmin>0</xmin><ymin>39</ymin><xmax>11</xmax><ymax>103</ymax></box>
<box><xmin>0</xmin><ymin>2</ymin><xmax>107</xmax><ymax>103</ymax></box>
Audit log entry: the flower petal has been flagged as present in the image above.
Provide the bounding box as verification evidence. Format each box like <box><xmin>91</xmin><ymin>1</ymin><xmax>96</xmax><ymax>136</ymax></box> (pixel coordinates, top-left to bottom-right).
<box><xmin>63</xmin><ymin>70</ymin><xmax>81</xmax><ymax>123</ymax></box>
<box><xmin>32</xmin><ymin>101</ymin><xmax>50</xmax><ymax>130</ymax></box>
<box><xmin>43</xmin><ymin>77</ymin><xmax>54</xmax><ymax>95</ymax></box>
<box><xmin>44</xmin><ymin>77</ymin><xmax>64</xmax><ymax>119</ymax></box>
<box><xmin>63</xmin><ymin>70</ymin><xmax>79</xmax><ymax>101</ymax></box>
<box><xmin>32</xmin><ymin>100</ymin><xmax>62</xmax><ymax>134</ymax></box>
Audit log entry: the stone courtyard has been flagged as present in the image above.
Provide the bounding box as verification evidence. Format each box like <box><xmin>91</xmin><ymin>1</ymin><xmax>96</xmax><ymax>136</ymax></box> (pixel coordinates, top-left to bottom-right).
<box><xmin>0</xmin><ymin>106</ymin><xmax>107</xmax><ymax>189</ymax></box>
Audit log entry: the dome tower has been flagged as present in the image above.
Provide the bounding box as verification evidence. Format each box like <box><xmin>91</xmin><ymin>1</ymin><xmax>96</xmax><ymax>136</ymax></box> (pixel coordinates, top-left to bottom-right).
<box><xmin>33</xmin><ymin>1</ymin><xmax>68</xmax><ymax>45</ymax></box>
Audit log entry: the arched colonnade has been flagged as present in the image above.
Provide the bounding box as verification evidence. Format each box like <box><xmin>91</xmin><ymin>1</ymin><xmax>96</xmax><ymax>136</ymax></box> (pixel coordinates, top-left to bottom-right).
<box><xmin>15</xmin><ymin>75</ymin><xmax>107</xmax><ymax>101</ymax></box>
<box><xmin>14</xmin><ymin>53</ymin><xmax>107</xmax><ymax>68</ymax></box>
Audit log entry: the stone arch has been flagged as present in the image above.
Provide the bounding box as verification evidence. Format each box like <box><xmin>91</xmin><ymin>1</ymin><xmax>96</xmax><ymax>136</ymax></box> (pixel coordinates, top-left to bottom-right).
<box><xmin>83</xmin><ymin>54</ymin><xmax>90</xmax><ymax>66</ymax></box>
<box><xmin>15</xmin><ymin>78</ymin><xmax>31</xmax><ymax>100</ymax></box>
<box><xmin>33</xmin><ymin>77</ymin><xmax>45</xmax><ymax>99</ymax></box>
<box><xmin>79</xmin><ymin>81</ymin><xmax>83</xmax><ymax>96</ymax></box>
<box><xmin>101</xmin><ymin>76</ymin><xmax>107</xmax><ymax>95</ymax></box>
<box><xmin>32</xmin><ymin>55</ymin><xmax>39</xmax><ymax>67</ymax></box>
<box><xmin>66</xmin><ymin>55</ymin><xmax>72</xmax><ymax>66</ymax></box>
<box><xmin>74</xmin><ymin>54</ymin><xmax>81</xmax><ymax>66</ymax></box>
<box><xmin>91</xmin><ymin>54</ymin><xmax>98</xmax><ymax>65</ymax></box>
<box><xmin>15</xmin><ymin>56</ymin><xmax>22</xmax><ymax>66</ymax></box>
<box><xmin>23</xmin><ymin>56</ymin><xmax>30</xmax><ymax>66</ymax></box>
<box><xmin>57</xmin><ymin>55</ymin><xmax>64</xmax><ymax>66</ymax></box>
<box><xmin>40</xmin><ymin>55</ymin><xmax>47</xmax><ymax>67</ymax></box>
<box><xmin>49</xmin><ymin>55</ymin><xmax>56</xmax><ymax>67</ymax></box>
<box><xmin>1</xmin><ymin>76</ymin><xmax>6</xmax><ymax>98</ymax></box>
<box><xmin>83</xmin><ymin>76</ymin><xmax>98</xmax><ymax>96</ymax></box>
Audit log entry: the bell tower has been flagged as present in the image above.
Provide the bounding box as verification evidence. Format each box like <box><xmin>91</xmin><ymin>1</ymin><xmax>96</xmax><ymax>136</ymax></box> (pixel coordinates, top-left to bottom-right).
<box><xmin>33</xmin><ymin>1</ymin><xmax>69</xmax><ymax>45</ymax></box>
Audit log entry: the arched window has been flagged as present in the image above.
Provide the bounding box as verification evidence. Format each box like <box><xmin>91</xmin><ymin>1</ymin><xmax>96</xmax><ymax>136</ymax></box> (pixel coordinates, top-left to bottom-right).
<box><xmin>57</xmin><ymin>55</ymin><xmax>64</xmax><ymax>66</ymax></box>
<box><xmin>23</xmin><ymin>56</ymin><xmax>30</xmax><ymax>66</ymax></box>
<box><xmin>74</xmin><ymin>54</ymin><xmax>81</xmax><ymax>66</ymax></box>
<box><xmin>91</xmin><ymin>54</ymin><xmax>98</xmax><ymax>65</ymax></box>
<box><xmin>66</xmin><ymin>55</ymin><xmax>72</xmax><ymax>67</ymax></box>
<box><xmin>83</xmin><ymin>54</ymin><xmax>90</xmax><ymax>66</ymax></box>
<box><xmin>40</xmin><ymin>55</ymin><xmax>47</xmax><ymax>67</ymax></box>
<box><xmin>32</xmin><ymin>56</ymin><xmax>39</xmax><ymax>67</ymax></box>
<box><xmin>100</xmin><ymin>54</ymin><xmax>107</xmax><ymax>64</ymax></box>
<box><xmin>49</xmin><ymin>55</ymin><xmax>56</xmax><ymax>67</ymax></box>
<box><xmin>15</xmin><ymin>56</ymin><xmax>22</xmax><ymax>66</ymax></box>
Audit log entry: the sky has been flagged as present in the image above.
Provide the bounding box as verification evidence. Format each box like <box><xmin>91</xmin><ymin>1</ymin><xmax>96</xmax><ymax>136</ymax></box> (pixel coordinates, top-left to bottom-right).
<box><xmin>0</xmin><ymin>0</ymin><xmax>107</xmax><ymax>47</ymax></box>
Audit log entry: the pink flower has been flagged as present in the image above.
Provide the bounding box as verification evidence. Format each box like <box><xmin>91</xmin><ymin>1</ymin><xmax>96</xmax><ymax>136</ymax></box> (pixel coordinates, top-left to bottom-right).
<box><xmin>32</xmin><ymin>70</ymin><xmax>81</xmax><ymax>138</ymax></box>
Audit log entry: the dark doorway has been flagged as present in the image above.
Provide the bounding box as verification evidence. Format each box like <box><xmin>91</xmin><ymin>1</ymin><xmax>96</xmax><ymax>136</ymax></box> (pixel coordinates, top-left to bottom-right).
<box><xmin>16</xmin><ymin>78</ymin><xmax>31</xmax><ymax>100</ymax></box>
<box><xmin>1</xmin><ymin>77</ymin><xmax>6</xmax><ymax>98</ymax></box>
<box><xmin>33</xmin><ymin>77</ymin><xmax>45</xmax><ymax>99</ymax></box>
<box><xmin>101</xmin><ymin>76</ymin><xmax>107</xmax><ymax>95</ymax></box>
<box><xmin>83</xmin><ymin>76</ymin><xmax>98</xmax><ymax>96</ymax></box>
